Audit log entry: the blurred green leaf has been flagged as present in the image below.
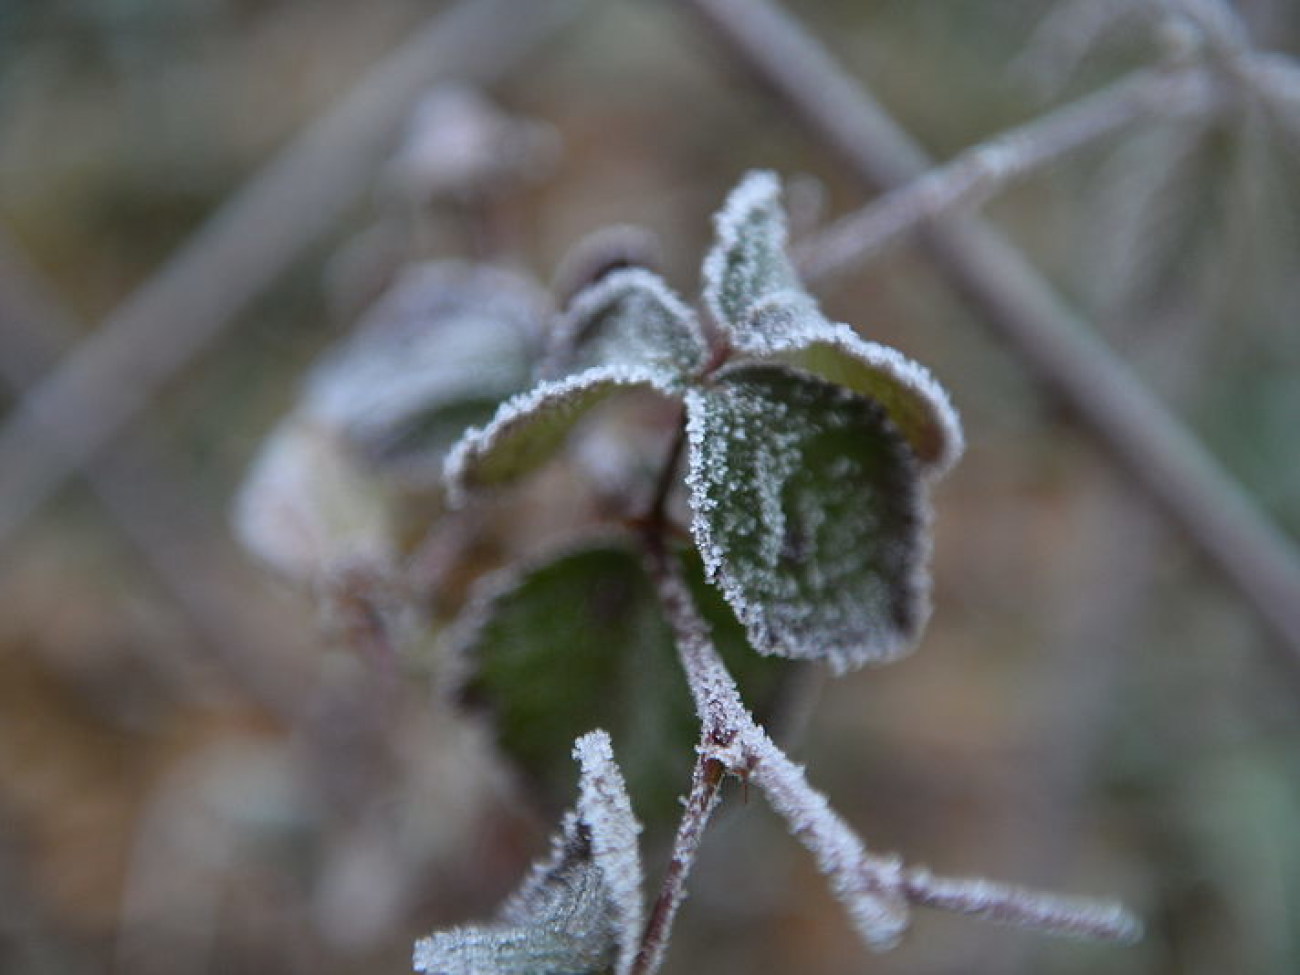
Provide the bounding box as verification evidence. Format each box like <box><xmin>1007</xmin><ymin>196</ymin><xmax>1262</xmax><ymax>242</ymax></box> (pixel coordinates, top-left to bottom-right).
<box><xmin>457</xmin><ymin>541</ymin><xmax>788</xmax><ymax>826</ymax></box>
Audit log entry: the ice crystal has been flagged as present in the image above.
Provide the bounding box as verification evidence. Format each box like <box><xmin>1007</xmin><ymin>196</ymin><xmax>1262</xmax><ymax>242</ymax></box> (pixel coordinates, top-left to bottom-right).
<box><xmin>685</xmin><ymin>364</ymin><xmax>929</xmax><ymax>673</ymax></box>
<box><xmin>413</xmin><ymin>730</ymin><xmax>643</xmax><ymax>975</ymax></box>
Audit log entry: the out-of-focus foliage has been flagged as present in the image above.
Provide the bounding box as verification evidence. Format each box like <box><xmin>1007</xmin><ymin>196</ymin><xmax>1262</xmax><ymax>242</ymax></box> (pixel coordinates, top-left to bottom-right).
<box><xmin>1</xmin><ymin>1</ymin><xmax>1299</xmax><ymax>974</ymax></box>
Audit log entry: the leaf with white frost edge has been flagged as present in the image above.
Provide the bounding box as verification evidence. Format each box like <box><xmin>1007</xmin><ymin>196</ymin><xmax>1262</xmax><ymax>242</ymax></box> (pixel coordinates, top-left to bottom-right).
<box><xmin>545</xmin><ymin>268</ymin><xmax>707</xmax><ymax>380</ymax></box>
<box><xmin>413</xmin><ymin>730</ymin><xmax>643</xmax><ymax>975</ymax></box>
<box><xmin>703</xmin><ymin>169</ymin><xmax>815</xmax><ymax>331</ymax></box>
<box><xmin>743</xmin><ymin>298</ymin><xmax>963</xmax><ymax>477</ymax></box>
<box><xmin>704</xmin><ymin>174</ymin><xmax>961</xmax><ymax>476</ymax></box>
<box><xmin>444</xmin><ymin>366</ymin><xmax>680</xmax><ymax>505</ymax></box>
<box><xmin>686</xmin><ymin>364</ymin><xmax>929</xmax><ymax>673</ymax></box>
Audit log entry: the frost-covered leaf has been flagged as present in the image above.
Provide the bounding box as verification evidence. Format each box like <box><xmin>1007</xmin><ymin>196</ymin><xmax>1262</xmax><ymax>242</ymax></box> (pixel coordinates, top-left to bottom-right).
<box><xmin>745</xmin><ymin>300</ymin><xmax>963</xmax><ymax>477</ymax></box>
<box><xmin>303</xmin><ymin>261</ymin><xmax>543</xmax><ymax>484</ymax></box>
<box><xmin>444</xmin><ymin>367</ymin><xmax>679</xmax><ymax>505</ymax></box>
<box><xmin>545</xmin><ymin>269</ymin><xmax>707</xmax><ymax>380</ymax></box>
<box><xmin>413</xmin><ymin>730</ymin><xmax>643</xmax><ymax>975</ymax></box>
<box><xmin>455</xmin><ymin>542</ymin><xmax>788</xmax><ymax>825</ymax></box>
<box><xmin>703</xmin><ymin>175</ymin><xmax>961</xmax><ymax>476</ymax></box>
<box><xmin>686</xmin><ymin>364</ymin><xmax>929</xmax><ymax>674</ymax></box>
<box><xmin>232</xmin><ymin>418</ymin><xmax>395</xmax><ymax>582</ymax></box>
<box><xmin>703</xmin><ymin>169</ymin><xmax>815</xmax><ymax>331</ymax></box>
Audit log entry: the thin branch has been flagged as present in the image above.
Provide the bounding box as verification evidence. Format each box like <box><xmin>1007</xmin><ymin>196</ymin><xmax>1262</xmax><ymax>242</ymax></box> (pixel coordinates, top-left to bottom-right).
<box><xmin>902</xmin><ymin>869</ymin><xmax>1142</xmax><ymax>943</ymax></box>
<box><xmin>681</xmin><ymin>0</ymin><xmax>1300</xmax><ymax>691</ymax></box>
<box><xmin>795</xmin><ymin>66</ymin><xmax>1219</xmax><ymax>280</ymax></box>
<box><xmin>0</xmin><ymin>0</ymin><xmax>584</xmax><ymax>549</ymax></box>
<box><xmin>629</xmin><ymin>751</ymin><xmax>724</xmax><ymax>975</ymax></box>
<box><xmin>638</xmin><ymin>540</ymin><xmax>1140</xmax><ymax>972</ymax></box>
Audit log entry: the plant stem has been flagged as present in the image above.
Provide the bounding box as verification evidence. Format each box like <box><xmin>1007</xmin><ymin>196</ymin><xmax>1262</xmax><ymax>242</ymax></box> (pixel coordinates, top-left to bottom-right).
<box><xmin>629</xmin><ymin>752</ymin><xmax>724</xmax><ymax>975</ymax></box>
<box><xmin>795</xmin><ymin>66</ymin><xmax>1217</xmax><ymax>280</ymax></box>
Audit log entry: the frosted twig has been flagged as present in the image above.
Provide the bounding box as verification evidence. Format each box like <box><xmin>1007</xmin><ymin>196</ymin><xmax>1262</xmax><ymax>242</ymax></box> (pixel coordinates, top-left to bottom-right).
<box><xmin>638</xmin><ymin>541</ymin><xmax>1140</xmax><ymax>972</ymax></box>
<box><xmin>0</xmin><ymin>0</ymin><xmax>584</xmax><ymax>549</ymax></box>
<box><xmin>680</xmin><ymin>0</ymin><xmax>1300</xmax><ymax>692</ymax></box>
<box><xmin>901</xmin><ymin>869</ymin><xmax>1142</xmax><ymax>943</ymax></box>
<box><xmin>628</xmin><ymin>750</ymin><xmax>724</xmax><ymax>975</ymax></box>
<box><xmin>796</xmin><ymin>66</ymin><xmax>1219</xmax><ymax>281</ymax></box>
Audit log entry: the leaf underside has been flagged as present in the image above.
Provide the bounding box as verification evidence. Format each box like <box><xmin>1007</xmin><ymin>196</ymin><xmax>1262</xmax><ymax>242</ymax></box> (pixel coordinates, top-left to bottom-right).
<box><xmin>686</xmin><ymin>364</ymin><xmax>930</xmax><ymax>674</ymax></box>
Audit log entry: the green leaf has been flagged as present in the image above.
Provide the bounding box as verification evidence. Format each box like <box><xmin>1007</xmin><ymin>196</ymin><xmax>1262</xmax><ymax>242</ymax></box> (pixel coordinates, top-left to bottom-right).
<box><xmin>546</xmin><ymin>268</ymin><xmax>707</xmax><ymax>380</ymax></box>
<box><xmin>455</xmin><ymin>543</ymin><xmax>697</xmax><ymax>825</ymax></box>
<box><xmin>703</xmin><ymin>170</ymin><xmax>813</xmax><ymax>331</ymax></box>
<box><xmin>703</xmin><ymin>175</ymin><xmax>962</xmax><ymax>477</ymax></box>
<box><xmin>443</xmin><ymin>367</ymin><xmax>679</xmax><ymax>505</ymax></box>
<box><xmin>413</xmin><ymin>731</ymin><xmax>643</xmax><ymax>975</ymax></box>
<box><xmin>746</xmin><ymin>301</ymin><xmax>963</xmax><ymax>477</ymax></box>
<box><xmin>685</xmin><ymin>364</ymin><xmax>930</xmax><ymax>673</ymax></box>
<box><xmin>455</xmin><ymin>542</ymin><xmax>789</xmax><ymax>826</ymax></box>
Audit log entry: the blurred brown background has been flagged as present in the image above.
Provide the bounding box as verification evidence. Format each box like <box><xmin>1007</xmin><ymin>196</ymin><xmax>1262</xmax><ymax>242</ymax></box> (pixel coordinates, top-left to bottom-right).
<box><xmin>2</xmin><ymin>1</ymin><xmax>1300</xmax><ymax>973</ymax></box>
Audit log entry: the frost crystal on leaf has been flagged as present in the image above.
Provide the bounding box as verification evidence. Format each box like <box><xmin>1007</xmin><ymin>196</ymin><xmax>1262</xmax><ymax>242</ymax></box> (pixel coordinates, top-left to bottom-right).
<box><xmin>686</xmin><ymin>364</ymin><xmax>930</xmax><ymax>673</ymax></box>
<box><xmin>703</xmin><ymin>174</ymin><xmax>962</xmax><ymax>477</ymax></box>
<box><xmin>546</xmin><ymin>268</ymin><xmax>707</xmax><ymax>380</ymax></box>
<box><xmin>703</xmin><ymin>169</ymin><xmax>811</xmax><ymax>330</ymax></box>
<box><xmin>745</xmin><ymin>299</ymin><xmax>963</xmax><ymax>477</ymax></box>
<box><xmin>443</xmin><ymin>365</ymin><xmax>681</xmax><ymax>505</ymax></box>
<box><xmin>413</xmin><ymin>730</ymin><xmax>643</xmax><ymax>975</ymax></box>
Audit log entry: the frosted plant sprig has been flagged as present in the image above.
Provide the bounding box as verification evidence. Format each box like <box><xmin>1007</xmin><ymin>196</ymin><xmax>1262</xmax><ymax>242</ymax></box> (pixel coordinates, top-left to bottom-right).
<box><xmin>419</xmin><ymin>172</ymin><xmax>1140</xmax><ymax>973</ymax></box>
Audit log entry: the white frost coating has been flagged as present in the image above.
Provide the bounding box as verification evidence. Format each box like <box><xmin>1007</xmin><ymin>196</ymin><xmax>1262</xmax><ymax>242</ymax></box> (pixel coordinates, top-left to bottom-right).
<box><xmin>443</xmin><ymin>364</ymin><xmax>682</xmax><ymax>506</ymax></box>
<box><xmin>747</xmin><ymin>728</ymin><xmax>911</xmax><ymax>950</ymax></box>
<box><xmin>683</xmin><ymin>369</ymin><xmax>930</xmax><ymax>674</ymax></box>
<box><xmin>412</xmin><ymin>732</ymin><xmax>644</xmax><ymax>975</ymax></box>
<box><xmin>546</xmin><ymin>268</ymin><xmax>707</xmax><ymax>379</ymax></box>
<box><xmin>745</xmin><ymin>297</ymin><xmax>964</xmax><ymax>477</ymax></box>
<box><xmin>573</xmin><ymin>731</ymin><xmax>645</xmax><ymax>975</ymax></box>
<box><xmin>702</xmin><ymin>170</ymin><xmax>800</xmax><ymax>329</ymax></box>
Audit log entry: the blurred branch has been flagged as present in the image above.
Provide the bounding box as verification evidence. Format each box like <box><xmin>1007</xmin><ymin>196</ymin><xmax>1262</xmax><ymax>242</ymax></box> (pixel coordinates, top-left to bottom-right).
<box><xmin>0</xmin><ymin>0</ymin><xmax>583</xmax><ymax>548</ymax></box>
<box><xmin>795</xmin><ymin>66</ymin><xmax>1219</xmax><ymax>280</ymax></box>
<box><xmin>680</xmin><ymin>0</ymin><xmax>1300</xmax><ymax>690</ymax></box>
<box><xmin>0</xmin><ymin>231</ymin><xmax>314</xmax><ymax>722</ymax></box>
